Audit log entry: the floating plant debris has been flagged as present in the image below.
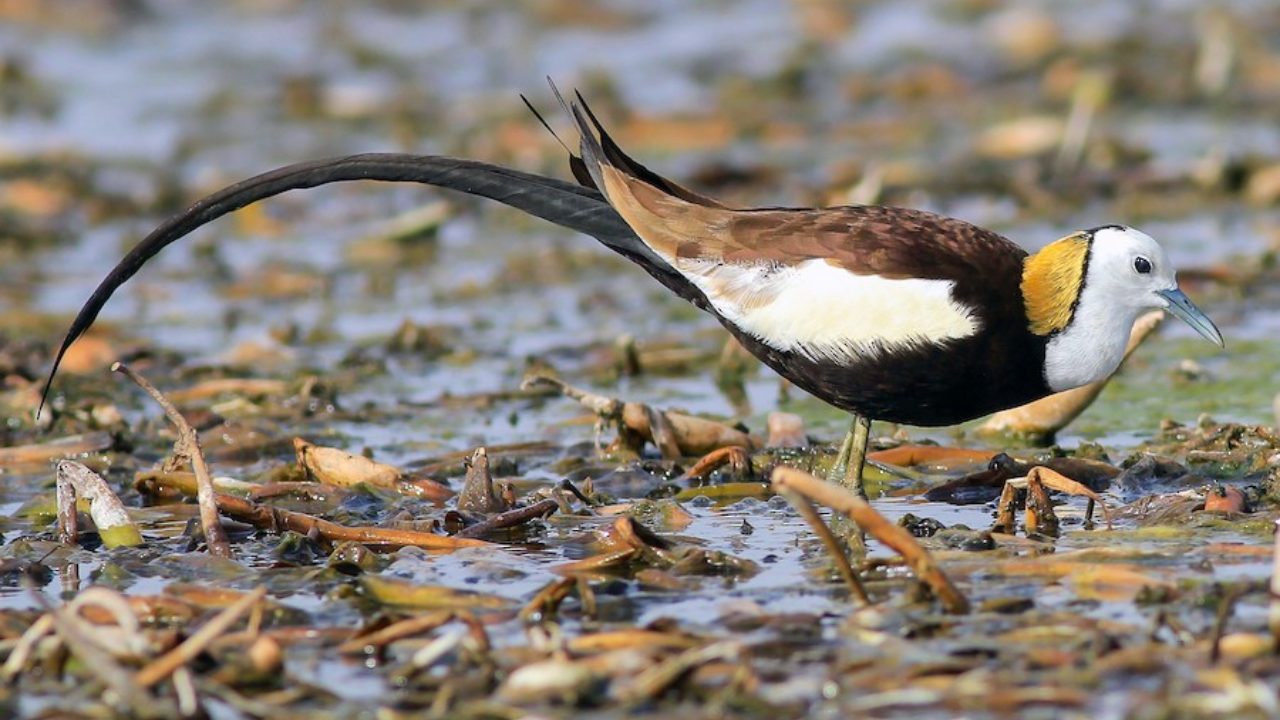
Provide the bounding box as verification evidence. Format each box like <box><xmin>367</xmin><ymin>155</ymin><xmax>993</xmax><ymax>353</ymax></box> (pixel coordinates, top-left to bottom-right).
<box><xmin>3</xmin><ymin>3</ymin><xmax>1280</xmax><ymax>718</ymax></box>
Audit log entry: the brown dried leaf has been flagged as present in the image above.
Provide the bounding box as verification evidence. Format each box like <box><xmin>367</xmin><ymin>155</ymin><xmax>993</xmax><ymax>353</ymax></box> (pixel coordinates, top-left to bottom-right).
<box><xmin>620</xmin><ymin>402</ymin><xmax>755</xmax><ymax>456</ymax></box>
<box><xmin>294</xmin><ymin>438</ymin><xmax>400</xmax><ymax>489</ymax></box>
<box><xmin>1030</xmin><ymin>466</ymin><xmax>1113</xmax><ymax>528</ymax></box>
<box><xmin>568</xmin><ymin>629</ymin><xmax>700</xmax><ymax>654</ymax></box>
<box><xmin>1203</xmin><ymin>485</ymin><xmax>1247</xmax><ymax>514</ymax></box>
<box><xmin>524</xmin><ymin>373</ymin><xmax>755</xmax><ymax>455</ymax></box>
<box><xmin>497</xmin><ymin>657</ymin><xmax>601</xmax><ymax>705</ymax></box>
<box><xmin>552</xmin><ymin>548</ymin><xmax>638</xmax><ymax>577</ymax></box>
<box><xmin>974</xmin><ymin>116</ymin><xmax>1063</xmax><ymax>159</ymax></box>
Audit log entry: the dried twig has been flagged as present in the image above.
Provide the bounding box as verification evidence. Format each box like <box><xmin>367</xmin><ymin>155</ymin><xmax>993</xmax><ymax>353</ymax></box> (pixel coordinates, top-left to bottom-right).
<box><xmin>456</xmin><ymin>498</ymin><xmax>560</xmax><ymax>539</ymax></box>
<box><xmin>1209</xmin><ymin>584</ymin><xmax>1251</xmax><ymax>663</ymax></box>
<box><xmin>136</xmin><ymin>586</ymin><xmax>267</xmax><ymax>688</ymax></box>
<box><xmin>41</xmin><ymin>607</ymin><xmax>149</xmax><ymax>714</ymax></box>
<box><xmin>776</xmin><ymin>489</ymin><xmax>869</xmax><ymax>604</ymax></box>
<box><xmin>137</xmin><ymin>472</ymin><xmax>488</xmax><ymax>551</ymax></box>
<box><xmin>519</xmin><ymin>578</ymin><xmax>576</xmax><ymax>623</ymax></box>
<box><xmin>1025</xmin><ymin>470</ymin><xmax>1059</xmax><ymax>537</ymax></box>
<box><xmin>0</xmin><ymin>613</ymin><xmax>53</xmax><ymax>682</ymax></box>
<box><xmin>993</xmin><ymin>480</ymin><xmax>1022</xmax><ymax>535</ymax></box>
<box><xmin>611</xmin><ymin>642</ymin><xmax>741</xmax><ymax>704</ymax></box>
<box><xmin>113</xmin><ymin>362</ymin><xmax>232</xmax><ymax>558</ymax></box>
<box><xmin>337</xmin><ymin>610</ymin><xmax>455</xmax><ymax>655</ymax></box>
<box><xmin>771</xmin><ymin>466</ymin><xmax>969</xmax><ymax>614</ymax></box>
<box><xmin>681</xmin><ymin>446</ymin><xmax>751</xmax><ymax>483</ymax></box>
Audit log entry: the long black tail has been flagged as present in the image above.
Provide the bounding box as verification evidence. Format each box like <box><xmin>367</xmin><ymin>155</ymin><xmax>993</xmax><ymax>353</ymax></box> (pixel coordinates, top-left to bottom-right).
<box><xmin>39</xmin><ymin>153</ymin><xmax>706</xmax><ymax>414</ymax></box>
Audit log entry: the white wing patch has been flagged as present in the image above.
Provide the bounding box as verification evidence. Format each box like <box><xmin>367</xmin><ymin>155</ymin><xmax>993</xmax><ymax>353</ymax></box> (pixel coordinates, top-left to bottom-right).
<box><xmin>678</xmin><ymin>258</ymin><xmax>979</xmax><ymax>362</ymax></box>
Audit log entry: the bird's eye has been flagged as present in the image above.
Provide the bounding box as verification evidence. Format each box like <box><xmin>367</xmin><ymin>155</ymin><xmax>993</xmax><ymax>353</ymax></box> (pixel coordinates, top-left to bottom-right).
<box><xmin>1134</xmin><ymin>256</ymin><xmax>1152</xmax><ymax>274</ymax></box>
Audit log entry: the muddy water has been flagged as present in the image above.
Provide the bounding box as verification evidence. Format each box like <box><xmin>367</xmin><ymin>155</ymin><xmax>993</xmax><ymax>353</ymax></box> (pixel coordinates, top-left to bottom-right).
<box><xmin>2</xmin><ymin>2</ymin><xmax>1280</xmax><ymax>718</ymax></box>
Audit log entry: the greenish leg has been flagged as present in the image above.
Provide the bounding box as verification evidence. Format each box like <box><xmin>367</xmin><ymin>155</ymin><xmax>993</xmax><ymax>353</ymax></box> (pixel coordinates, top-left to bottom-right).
<box><xmin>828</xmin><ymin>413</ymin><xmax>871</xmax><ymax>500</ymax></box>
<box><xmin>827</xmin><ymin>413</ymin><xmax>870</xmax><ymax>554</ymax></box>
<box><xmin>830</xmin><ymin>424</ymin><xmax>854</xmax><ymax>476</ymax></box>
<box><xmin>843</xmin><ymin>414</ymin><xmax>871</xmax><ymax>500</ymax></box>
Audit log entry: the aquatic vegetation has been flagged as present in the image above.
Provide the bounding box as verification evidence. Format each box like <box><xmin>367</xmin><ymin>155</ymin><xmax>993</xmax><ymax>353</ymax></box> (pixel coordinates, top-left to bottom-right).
<box><xmin>2</xmin><ymin>2</ymin><xmax>1280</xmax><ymax>718</ymax></box>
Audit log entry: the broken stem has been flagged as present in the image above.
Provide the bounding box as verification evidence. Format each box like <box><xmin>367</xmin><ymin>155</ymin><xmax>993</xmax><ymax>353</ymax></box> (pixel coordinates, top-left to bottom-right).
<box><xmin>112</xmin><ymin>362</ymin><xmax>232</xmax><ymax>558</ymax></box>
<box><xmin>456</xmin><ymin>498</ymin><xmax>561</xmax><ymax>539</ymax></box>
<box><xmin>1025</xmin><ymin>470</ymin><xmax>1059</xmax><ymax>537</ymax></box>
<box><xmin>772</xmin><ymin>466</ymin><xmax>969</xmax><ymax>614</ymax></box>
<box><xmin>135</xmin><ymin>586</ymin><xmax>267</xmax><ymax>688</ymax></box>
<box><xmin>139</xmin><ymin>472</ymin><xmax>489</xmax><ymax>551</ymax></box>
<box><xmin>777</xmin><ymin>489</ymin><xmax>870</xmax><ymax>604</ymax></box>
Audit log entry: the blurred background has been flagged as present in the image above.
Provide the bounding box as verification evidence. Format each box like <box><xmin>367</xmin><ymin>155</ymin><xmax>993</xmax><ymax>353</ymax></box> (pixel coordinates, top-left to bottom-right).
<box><xmin>5</xmin><ymin>5</ymin><xmax>1280</xmax><ymax>715</ymax></box>
<box><xmin>2</xmin><ymin>0</ymin><xmax>1279</xmax><ymax>453</ymax></box>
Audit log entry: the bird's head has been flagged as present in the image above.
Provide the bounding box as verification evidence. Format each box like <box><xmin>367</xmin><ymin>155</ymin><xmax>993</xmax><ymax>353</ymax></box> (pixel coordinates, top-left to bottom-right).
<box><xmin>1086</xmin><ymin>225</ymin><xmax>1224</xmax><ymax>346</ymax></box>
<box><xmin>1023</xmin><ymin>224</ymin><xmax>1222</xmax><ymax>391</ymax></box>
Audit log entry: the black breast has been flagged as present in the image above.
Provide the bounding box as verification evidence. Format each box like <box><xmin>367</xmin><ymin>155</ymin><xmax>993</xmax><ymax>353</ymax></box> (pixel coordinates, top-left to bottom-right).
<box><xmin>729</xmin><ymin>322</ymin><xmax>1049</xmax><ymax>426</ymax></box>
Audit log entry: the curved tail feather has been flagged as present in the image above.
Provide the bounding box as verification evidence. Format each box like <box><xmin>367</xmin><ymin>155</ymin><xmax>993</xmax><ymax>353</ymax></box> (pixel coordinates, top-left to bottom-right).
<box><xmin>39</xmin><ymin>152</ymin><xmax>706</xmax><ymax>415</ymax></box>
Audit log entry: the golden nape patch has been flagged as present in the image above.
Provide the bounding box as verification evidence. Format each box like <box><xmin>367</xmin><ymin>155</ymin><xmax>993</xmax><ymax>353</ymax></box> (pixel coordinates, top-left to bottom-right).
<box><xmin>1021</xmin><ymin>232</ymin><xmax>1091</xmax><ymax>336</ymax></box>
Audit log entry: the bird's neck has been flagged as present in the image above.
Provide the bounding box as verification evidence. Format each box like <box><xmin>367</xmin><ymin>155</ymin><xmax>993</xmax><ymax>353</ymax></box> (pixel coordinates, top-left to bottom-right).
<box><xmin>1041</xmin><ymin>288</ymin><xmax>1137</xmax><ymax>392</ymax></box>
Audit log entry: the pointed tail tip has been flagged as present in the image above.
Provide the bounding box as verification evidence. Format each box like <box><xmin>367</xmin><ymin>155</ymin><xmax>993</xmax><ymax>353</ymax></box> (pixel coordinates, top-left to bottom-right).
<box><xmin>36</xmin><ymin>362</ymin><xmax>58</xmax><ymax>422</ymax></box>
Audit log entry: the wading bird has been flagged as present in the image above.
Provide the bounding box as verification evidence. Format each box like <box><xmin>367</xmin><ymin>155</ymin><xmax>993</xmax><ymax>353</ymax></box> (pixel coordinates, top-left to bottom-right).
<box><xmin>41</xmin><ymin>84</ymin><xmax>1224</xmax><ymax>494</ymax></box>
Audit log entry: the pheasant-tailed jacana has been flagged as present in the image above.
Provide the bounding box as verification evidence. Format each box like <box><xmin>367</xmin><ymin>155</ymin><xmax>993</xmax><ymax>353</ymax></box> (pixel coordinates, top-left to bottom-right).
<box><xmin>40</xmin><ymin>85</ymin><xmax>1224</xmax><ymax>495</ymax></box>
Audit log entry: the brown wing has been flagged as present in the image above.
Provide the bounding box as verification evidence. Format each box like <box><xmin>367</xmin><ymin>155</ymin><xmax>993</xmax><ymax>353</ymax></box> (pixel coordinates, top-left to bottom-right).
<box><xmin>720</xmin><ymin>205</ymin><xmax>1027</xmax><ymax>279</ymax></box>
<box><xmin>596</xmin><ymin>163</ymin><xmax>1025</xmax><ymax>286</ymax></box>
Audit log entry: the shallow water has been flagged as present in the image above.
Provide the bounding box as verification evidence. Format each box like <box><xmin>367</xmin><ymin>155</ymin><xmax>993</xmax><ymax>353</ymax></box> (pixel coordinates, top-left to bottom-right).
<box><xmin>3</xmin><ymin>2</ymin><xmax>1280</xmax><ymax>718</ymax></box>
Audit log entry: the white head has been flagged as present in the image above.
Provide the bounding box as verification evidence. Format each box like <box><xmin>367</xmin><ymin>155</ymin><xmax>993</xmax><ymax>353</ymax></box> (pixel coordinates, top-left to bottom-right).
<box><xmin>1025</xmin><ymin>224</ymin><xmax>1223</xmax><ymax>392</ymax></box>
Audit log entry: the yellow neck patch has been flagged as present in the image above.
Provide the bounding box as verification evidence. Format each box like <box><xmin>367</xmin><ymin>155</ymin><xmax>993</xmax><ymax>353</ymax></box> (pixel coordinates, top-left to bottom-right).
<box><xmin>1022</xmin><ymin>232</ymin><xmax>1091</xmax><ymax>336</ymax></box>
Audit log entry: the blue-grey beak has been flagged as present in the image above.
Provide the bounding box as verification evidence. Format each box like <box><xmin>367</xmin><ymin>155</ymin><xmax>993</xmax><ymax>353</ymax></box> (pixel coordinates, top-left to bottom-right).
<box><xmin>1157</xmin><ymin>288</ymin><xmax>1224</xmax><ymax>347</ymax></box>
